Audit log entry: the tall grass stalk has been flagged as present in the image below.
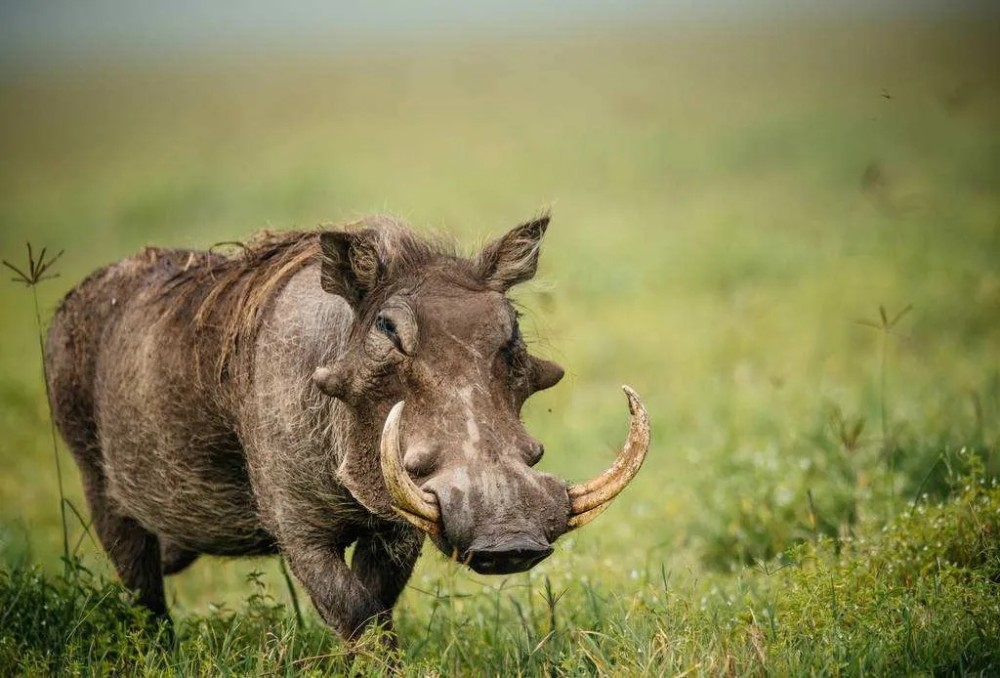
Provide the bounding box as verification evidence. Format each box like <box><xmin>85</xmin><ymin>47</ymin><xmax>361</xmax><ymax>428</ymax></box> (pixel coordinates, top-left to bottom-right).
<box><xmin>277</xmin><ymin>556</ymin><xmax>304</xmax><ymax>629</ymax></box>
<box><xmin>3</xmin><ymin>244</ymin><xmax>69</xmax><ymax>566</ymax></box>
<box><xmin>857</xmin><ymin>304</ymin><xmax>911</xmax><ymax>519</ymax></box>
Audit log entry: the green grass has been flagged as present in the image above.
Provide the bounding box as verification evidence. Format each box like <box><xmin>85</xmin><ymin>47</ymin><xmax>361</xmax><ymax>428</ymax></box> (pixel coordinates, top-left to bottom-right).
<box><xmin>4</xmin><ymin>469</ymin><xmax>998</xmax><ymax>675</ymax></box>
<box><xmin>2</xmin><ymin>19</ymin><xmax>999</xmax><ymax>675</ymax></box>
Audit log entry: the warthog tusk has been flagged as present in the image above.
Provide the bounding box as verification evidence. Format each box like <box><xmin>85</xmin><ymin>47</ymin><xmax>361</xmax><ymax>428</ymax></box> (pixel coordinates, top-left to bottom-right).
<box><xmin>380</xmin><ymin>401</ymin><xmax>441</xmax><ymax>535</ymax></box>
<box><xmin>566</xmin><ymin>385</ymin><xmax>650</xmax><ymax>529</ymax></box>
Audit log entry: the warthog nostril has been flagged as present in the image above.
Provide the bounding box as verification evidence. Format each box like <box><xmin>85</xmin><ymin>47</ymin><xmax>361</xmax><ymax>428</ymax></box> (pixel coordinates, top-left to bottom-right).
<box><xmin>464</xmin><ymin>536</ymin><xmax>554</xmax><ymax>575</ymax></box>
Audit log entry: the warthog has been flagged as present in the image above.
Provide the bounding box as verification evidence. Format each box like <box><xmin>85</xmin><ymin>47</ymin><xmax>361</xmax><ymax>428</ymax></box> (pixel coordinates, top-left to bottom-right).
<box><xmin>45</xmin><ymin>214</ymin><xmax>649</xmax><ymax>642</ymax></box>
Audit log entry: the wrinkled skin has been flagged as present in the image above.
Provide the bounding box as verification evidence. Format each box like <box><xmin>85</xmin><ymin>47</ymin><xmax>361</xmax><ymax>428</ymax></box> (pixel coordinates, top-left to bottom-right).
<box><xmin>44</xmin><ymin>214</ymin><xmax>645</xmax><ymax>644</ymax></box>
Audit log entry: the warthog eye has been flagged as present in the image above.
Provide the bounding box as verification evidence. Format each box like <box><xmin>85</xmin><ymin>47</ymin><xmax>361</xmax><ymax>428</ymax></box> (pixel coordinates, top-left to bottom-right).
<box><xmin>375</xmin><ymin>313</ymin><xmax>404</xmax><ymax>353</ymax></box>
<box><xmin>500</xmin><ymin>321</ymin><xmax>526</xmax><ymax>368</ymax></box>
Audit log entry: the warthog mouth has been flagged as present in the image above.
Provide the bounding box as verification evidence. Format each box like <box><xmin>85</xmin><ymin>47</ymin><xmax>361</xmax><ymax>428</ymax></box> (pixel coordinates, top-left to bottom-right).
<box><xmin>463</xmin><ymin>534</ymin><xmax>554</xmax><ymax>575</ymax></box>
<box><xmin>378</xmin><ymin>385</ymin><xmax>651</xmax><ymax>556</ymax></box>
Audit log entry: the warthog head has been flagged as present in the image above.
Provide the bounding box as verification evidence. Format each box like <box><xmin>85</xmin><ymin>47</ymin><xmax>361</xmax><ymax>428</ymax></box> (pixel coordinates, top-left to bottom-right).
<box><xmin>312</xmin><ymin>215</ymin><xmax>648</xmax><ymax>575</ymax></box>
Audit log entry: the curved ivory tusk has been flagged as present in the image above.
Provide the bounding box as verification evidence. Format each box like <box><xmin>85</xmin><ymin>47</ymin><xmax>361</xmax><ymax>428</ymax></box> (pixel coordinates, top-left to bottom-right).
<box><xmin>566</xmin><ymin>385</ymin><xmax>650</xmax><ymax>529</ymax></box>
<box><xmin>380</xmin><ymin>401</ymin><xmax>441</xmax><ymax>534</ymax></box>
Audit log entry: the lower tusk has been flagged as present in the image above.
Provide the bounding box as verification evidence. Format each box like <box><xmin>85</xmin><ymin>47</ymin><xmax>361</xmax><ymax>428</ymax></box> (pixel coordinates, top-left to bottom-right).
<box><xmin>567</xmin><ymin>502</ymin><xmax>611</xmax><ymax>530</ymax></box>
<box><xmin>392</xmin><ymin>506</ymin><xmax>441</xmax><ymax>536</ymax></box>
<box><xmin>567</xmin><ymin>385</ymin><xmax>650</xmax><ymax>527</ymax></box>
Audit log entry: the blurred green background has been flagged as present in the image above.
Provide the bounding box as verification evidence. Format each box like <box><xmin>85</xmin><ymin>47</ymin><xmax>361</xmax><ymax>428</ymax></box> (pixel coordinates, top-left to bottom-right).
<box><xmin>1</xmin><ymin>1</ymin><xmax>998</xmax><ymax>661</ymax></box>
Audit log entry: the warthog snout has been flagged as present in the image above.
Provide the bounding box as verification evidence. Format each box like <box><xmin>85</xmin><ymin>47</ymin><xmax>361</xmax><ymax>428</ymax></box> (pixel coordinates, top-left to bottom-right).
<box><xmin>419</xmin><ymin>463</ymin><xmax>570</xmax><ymax>572</ymax></box>
<box><xmin>379</xmin><ymin>387</ymin><xmax>650</xmax><ymax>573</ymax></box>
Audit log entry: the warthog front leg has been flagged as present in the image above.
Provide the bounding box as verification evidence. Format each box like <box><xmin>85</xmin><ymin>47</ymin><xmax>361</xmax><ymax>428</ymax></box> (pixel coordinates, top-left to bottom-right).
<box><xmin>350</xmin><ymin>528</ymin><xmax>423</xmax><ymax>633</ymax></box>
<box><xmin>283</xmin><ymin>540</ymin><xmax>390</xmax><ymax>641</ymax></box>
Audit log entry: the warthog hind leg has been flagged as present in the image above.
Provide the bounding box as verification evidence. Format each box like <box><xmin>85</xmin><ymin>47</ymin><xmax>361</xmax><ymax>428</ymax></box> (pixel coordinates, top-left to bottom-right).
<box><xmin>77</xmin><ymin>460</ymin><xmax>168</xmax><ymax>625</ymax></box>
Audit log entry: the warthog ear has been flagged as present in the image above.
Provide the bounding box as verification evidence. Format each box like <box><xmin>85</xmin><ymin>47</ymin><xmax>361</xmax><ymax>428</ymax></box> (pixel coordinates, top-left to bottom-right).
<box><xmin>476</xmin><ymin>214</ymin><xmax>550</xmax><ymax>291</ymax></box>
<box><xmin>319</xmin><ymin>229</ymin><xmax>384</xmax><ymax>308</ymax></box>
<box><xmin>531</xmin><ymin>356</ymin><xmax>565</xmax><ymax>392</ymax></box>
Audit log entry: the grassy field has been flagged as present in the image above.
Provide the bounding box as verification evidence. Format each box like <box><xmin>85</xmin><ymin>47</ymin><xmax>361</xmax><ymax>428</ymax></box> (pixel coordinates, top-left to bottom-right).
<box><xmin>2</xmin><ymin>19</ymin><xmax>1000</xmax><ymax>675</ymax></box>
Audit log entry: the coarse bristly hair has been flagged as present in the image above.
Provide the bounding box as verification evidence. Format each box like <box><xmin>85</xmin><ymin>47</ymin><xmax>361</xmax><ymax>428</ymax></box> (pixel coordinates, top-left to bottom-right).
<box><xmin>158</xmin><ymin>215</ymin><xmax>474</xmax><ymax>393</ymax></box>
